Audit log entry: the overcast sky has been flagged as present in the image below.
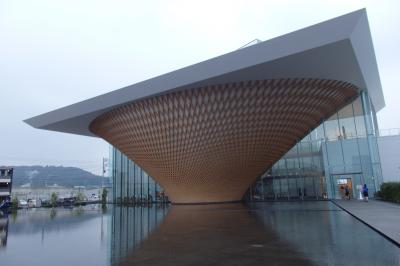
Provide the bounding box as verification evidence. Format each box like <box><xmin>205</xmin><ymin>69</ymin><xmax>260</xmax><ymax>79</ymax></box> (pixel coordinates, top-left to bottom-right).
<box><xmin>1</xmin><ymin>0</ymin><xmax>399</xmax><ymax>174</ymax></box>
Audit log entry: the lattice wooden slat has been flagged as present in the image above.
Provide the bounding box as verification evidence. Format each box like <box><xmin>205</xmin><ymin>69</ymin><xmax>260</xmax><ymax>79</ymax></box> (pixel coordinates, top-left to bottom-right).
<box><xmin>90</xmin><ymin>79</ymin><xmax>357</xmax><ymax>203</ymax></box>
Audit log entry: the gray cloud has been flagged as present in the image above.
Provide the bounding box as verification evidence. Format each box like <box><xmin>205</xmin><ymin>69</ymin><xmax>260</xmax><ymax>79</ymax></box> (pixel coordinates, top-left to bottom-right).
<box><xmin>0</xmin><ymin>0</ymin><xmax>399</xmax><ymax>174</ymax></box>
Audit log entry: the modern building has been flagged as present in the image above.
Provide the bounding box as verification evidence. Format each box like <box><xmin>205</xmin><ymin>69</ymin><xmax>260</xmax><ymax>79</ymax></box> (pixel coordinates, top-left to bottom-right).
<box><xmin>25</xmin><ymin>9</ymin><xmax>384</xmax><ymax>204</ymax></box>
<box><xmin>248</xmin><ymin>91</ymin><xmax>382</xmax><ymax>201</ymax></box>
<box><xmin>377</xmin><ymin>131</ymin><xmax>400</xmax><ymax>183</ymax></box>
<box><xmin>0</xmin><ymin>167</ymin><xmax>13</xmax><ymax>205</ymax></box>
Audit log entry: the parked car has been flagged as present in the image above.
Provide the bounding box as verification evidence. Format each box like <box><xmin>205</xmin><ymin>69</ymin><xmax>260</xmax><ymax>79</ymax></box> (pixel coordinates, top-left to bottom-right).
<box><xmin>89</xmin><ymin>194</ymin><xmax>100</xmax><ymax>201</ymax></box>
<box><xmin>18</xmin><ymin>200</ymin><xmax>28</xmax><ymax>208</ymax></box>
<box><xmin>27</xmin><ymin>199</ymin><xmax>42</xmax><ymax>208</ymax></box>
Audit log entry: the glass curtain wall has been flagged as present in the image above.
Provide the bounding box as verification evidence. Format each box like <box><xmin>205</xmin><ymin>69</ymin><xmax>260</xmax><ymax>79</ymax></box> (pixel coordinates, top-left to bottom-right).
<box><xmin>249</xmin><ymin>91</ymin><xmax>383</xmax><ymax>201</ymax></box>
<box><xmin>109</xmin><ymin>205</ymin><xmax>169</xmax><ymax>265</ymax></box>
<box><xmin>111</xmin><ymin>148</ymin><xmax>168</xmax><ymax>204</ymax></box>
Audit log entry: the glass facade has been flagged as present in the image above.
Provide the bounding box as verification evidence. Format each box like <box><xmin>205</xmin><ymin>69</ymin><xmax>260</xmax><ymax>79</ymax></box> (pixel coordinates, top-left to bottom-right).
<box><xmin>249</xmin><ymin>91</ymin><xmax>383</xmax><ymax>200</ymax></box>
<box><xmin>110</xmin><ymin>148</ymin><xmax>168</xmax><ymax>204</ymax></box>
<box><xmin>109</xmin><ymin>205</ymin><xmax>169</xmax><ymax>265</ymax></box>
<box><xmin>111</xmin><ymin>90</ymin><xmax>383</xmax><ymax>202</ymax></box>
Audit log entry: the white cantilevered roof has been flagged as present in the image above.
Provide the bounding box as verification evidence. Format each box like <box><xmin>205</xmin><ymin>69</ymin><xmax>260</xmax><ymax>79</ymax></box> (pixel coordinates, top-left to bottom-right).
<box><xmin>24</xmin><ymin>9</ymin><xmax>384</xmax><ymax>137</ymax></box>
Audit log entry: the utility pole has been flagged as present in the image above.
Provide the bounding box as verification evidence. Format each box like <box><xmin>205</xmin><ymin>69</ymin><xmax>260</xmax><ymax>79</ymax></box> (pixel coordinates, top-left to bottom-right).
<box><xmin>102</xmin><ymin>158</ymin><xmax>109</xmax><ymax>191</ymax></box>
<box><xmin>102</xmin><ymin>158</ymin><xmax>106</xmax><ymax>187</ymax></box>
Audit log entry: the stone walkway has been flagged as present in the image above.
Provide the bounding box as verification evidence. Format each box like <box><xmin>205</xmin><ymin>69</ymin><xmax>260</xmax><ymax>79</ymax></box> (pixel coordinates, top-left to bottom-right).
<box><xmin>333</xmin><ymin>199</ymin><xmax>400</xmax><ymax>246</ymax></box>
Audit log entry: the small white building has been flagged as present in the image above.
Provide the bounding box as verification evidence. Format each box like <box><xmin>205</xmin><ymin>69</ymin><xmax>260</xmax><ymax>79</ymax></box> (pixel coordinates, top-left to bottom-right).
<box><xmin>0</xmin><ymin>167</ymin><xmax>13</xmax><ymax>203</ymax></box>
<box><xmin>378</xmin><ymin>130</ymin><xmax>400</xmax><ymax>183</ymax></box>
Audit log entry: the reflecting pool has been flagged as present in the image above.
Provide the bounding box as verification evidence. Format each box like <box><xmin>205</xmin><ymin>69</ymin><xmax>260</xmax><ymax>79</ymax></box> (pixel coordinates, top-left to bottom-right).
<box><xmin>0</xmin><ymin>205</ymin><xmax>111</xmax><ymax>266</ymax></box>
<box><xmin>0</xmin><ymin>202</ymin><xmax>399</xmax><ymax>266</ymax></box>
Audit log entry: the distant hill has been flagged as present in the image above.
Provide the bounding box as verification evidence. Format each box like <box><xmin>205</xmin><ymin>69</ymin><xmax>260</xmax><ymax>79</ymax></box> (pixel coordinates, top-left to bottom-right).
<box><xmin>11</xmin><ymin>166</ymin><xmax>110</xmax><ymax>188</ymax></box>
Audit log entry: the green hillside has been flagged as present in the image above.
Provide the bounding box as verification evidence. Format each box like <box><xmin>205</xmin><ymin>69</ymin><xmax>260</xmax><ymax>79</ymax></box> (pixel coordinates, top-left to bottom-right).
<box><xmin>11</xmin><ymin>165</ymin><xmax>110</xmax><ymax>188</ymax></box>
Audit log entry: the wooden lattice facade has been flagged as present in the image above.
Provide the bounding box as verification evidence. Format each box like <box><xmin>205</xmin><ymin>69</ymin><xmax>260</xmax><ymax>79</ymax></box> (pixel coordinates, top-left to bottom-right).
<box><xmin>90</xmin><ymin>79</ymin><xmax>358</xmax><ymax>203</ymax></box>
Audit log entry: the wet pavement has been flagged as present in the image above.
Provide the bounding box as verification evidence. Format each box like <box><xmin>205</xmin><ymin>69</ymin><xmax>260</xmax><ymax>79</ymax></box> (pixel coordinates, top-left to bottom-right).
<box><xmin>250</xmin><ymin>201</ymin><xmax>400</xmax><ymax>266</ymax></box>
<box><xmin>334</xmin><ymin>199</ymin><xmax>400</xmax><ymax>245</ymax></box>
<box><xmin>1</xmin><ymin>202</ymin><xmax>399</xmax><ymax>266</ymax></box>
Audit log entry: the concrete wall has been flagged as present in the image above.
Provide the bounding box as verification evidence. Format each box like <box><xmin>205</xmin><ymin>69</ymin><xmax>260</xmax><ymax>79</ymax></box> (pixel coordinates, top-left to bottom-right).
<box><xmin>378</xmin><ymin>135</ymin><xmax>400</xmax><ymax>182</ymax></box>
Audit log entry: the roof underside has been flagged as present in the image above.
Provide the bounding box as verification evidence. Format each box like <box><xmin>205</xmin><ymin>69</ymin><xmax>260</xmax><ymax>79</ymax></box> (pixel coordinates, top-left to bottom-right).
<box><xmin>24</xmin><ymin>9</ymin><xmax>384</xmax><ymax>137</ymax></box>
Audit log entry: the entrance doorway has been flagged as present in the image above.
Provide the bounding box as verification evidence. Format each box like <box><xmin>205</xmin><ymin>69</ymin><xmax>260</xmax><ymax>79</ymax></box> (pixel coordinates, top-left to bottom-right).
<box><xmin>336</xmin><ymin>177</ymin><xmax>353</xmax><ymax>199</ymax></box>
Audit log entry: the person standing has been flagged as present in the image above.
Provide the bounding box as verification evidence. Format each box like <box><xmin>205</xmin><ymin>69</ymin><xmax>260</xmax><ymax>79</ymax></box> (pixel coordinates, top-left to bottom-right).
<box><xmin>344</xmin><ymin>185</ymin><xmax>350</xmax><ymax>200</ymax></box>
<box><xmin>362</xmin><ymin>184</ymin><xmax>369</xmax><ymax>202</ymax></box>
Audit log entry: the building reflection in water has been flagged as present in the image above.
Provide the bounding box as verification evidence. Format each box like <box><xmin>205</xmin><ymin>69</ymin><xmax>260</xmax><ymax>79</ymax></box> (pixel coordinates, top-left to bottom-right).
<box><xmin>116</xmin><ymin>204</ymin><xmax>312</xmax><ymax>266</ymax></box>
<box><xmin>250</xmin><ymin>202</ymin><xmax>400</xmax><ymax>265</ymax></box>
<box><xmin>112</xmin><ymin>202</ymin><xmax>400</xmax><ymax>266</ymax></box>
<box><xmin>110</xmin><ymin>204</ymin><xmax>169</xmax><ymax>265</ymax></box>
<box><xmin>0</xmin><ymin>211</ymin><xmax>8</xmax><ymax>247</ymax></box>
<box><xmin>0</xmin><ymin>203</ymin><xmax>398</xmax><ymax>265</ymax></box>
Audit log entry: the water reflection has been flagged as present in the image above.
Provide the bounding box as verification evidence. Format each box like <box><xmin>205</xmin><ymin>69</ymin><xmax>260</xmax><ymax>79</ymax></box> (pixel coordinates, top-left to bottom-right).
<box><xmin>119</xmin><ymin>204</ymin><xmax>312</xmax><ymax>265</ymax></box>
<box><xmin>0</xmin><ymin>211</ymin><xmax>8</xmax><ymax>247</ymax></box>
<box><xmin>110</xmin><ymin>204</ymin><xmax>169</xmax><ymax>265</ymax></box>
<box><xmin>250</xmin><ymin>202</ymin><xmax>400</xmax><ymax>265</ymax></box>
<box><xmin>0</xmin><ymin>202</ymin><xmax>399</xmax><ymax>266</ymax></box>
<box><xmin>117</xmin><ymin>202</ymin><xmax>400</xmax><ymax>266</ymax></box>
<box><xmin>0</xmin><ymin>205</ymin><xmax>111</xmax><ymax>266</ymax></box>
